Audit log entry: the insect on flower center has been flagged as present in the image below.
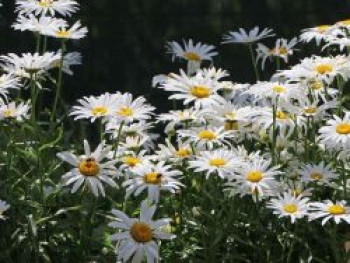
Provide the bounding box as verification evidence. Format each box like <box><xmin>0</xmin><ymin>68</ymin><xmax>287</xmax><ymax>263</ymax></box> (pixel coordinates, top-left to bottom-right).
<box><xmin>123</xmin><ymin>156</ymin><xmax>140</xmax><ymax>167</ymax></box>
<box><xmin>117</xmin><ymin>107</ymin><xmax>133</xmax><ymax>117</ymax></box>
<box><xmin>55</xmin><ymin>29</ymin><xmax>70</xmax><ymax>38</ymax></box>
<box><xmin>143</xmin><ymin>172</ymin><xmax>162</xmax><ymax>185</ymax></box>
<box><xmin>176</xmin><ymin>148</ymin><xmax>191</xmax><ymax>157</ymax></box>
<box><xmin>314</xmin><ymin>64</ymin><xmax>333</xmax><ymax>74</ymax></box>
<box><xmin>183</xmin><ymin>52</ymin><xmax>201</xmax><ymax>61</ymax></box>
<box><xmin>283</xmin><ymin>204</ymin><xmax>298</xmax><ymax>214</ymax></box>
<box><xmin>209</xmin><ymin>158</ymin><xmax>226</xmax><ymax>167</ymax></box>
<box><xmin>272</xmin><ymin>85</ymin><xmax>286</xmax><ymax>93</ymax></box>
<box><xmin>197</xmin><ymin>130</ymin><xmax>217</xmax><ymax>140</ymax></box>
<box><xmin>246</xmin><ymin>170</ymin><xmax>263</xmax><ymax>183</ymax></box>
<box><xmin>327</xmin><ymin>205</ymin><xmax>346</xmax><ymax>215</ymax></box>
<box><xmin>190</xmin><ymin>85</ymin><xmax>210</xmax><ymax>98</ymax></box>
<box><xmin>310</xmin><ymin>172</ymin><xmax>323</xmax><ymax>180</ymax></box>
<box><xmin>130</xmin><ymin>222</ymin><xmax>153</xmax><ymax>243</ymax></box>
<box><xmin>336</xmin><ymin>123</ymin><xmax>350</xmax><ymax>135</ymax></box>
<box><xmin>38</xmin><ymin>0</ymin><xmax>54</xmax><ymax>7</ymax></box>
<box><xmin>78</xmin><ymin>158</ymin><xmax>100</xmax><ymax>177</ymax></box>
<box><xmin>91</xmin><ymin>106</ymin><xmax>108</xmax><ymax>116</ymax></box>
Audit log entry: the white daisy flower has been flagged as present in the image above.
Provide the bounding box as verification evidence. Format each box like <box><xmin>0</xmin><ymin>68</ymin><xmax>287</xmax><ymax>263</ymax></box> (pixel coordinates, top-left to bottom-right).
<box><xmin>189</xmin><ymin>149</ymin><xmax>241</xmax><ymax>179</ymax></box>
<box><xmin>0</xmin><ymin>52</ymin><xmax>61</xmax><ymax>75</ymax></box>
<box><xmin>160</xmin><ymin>70</ymin><xmax>225</xmax><ymax>109</ymax></box>
<box><xmin>15</xmin><ymin>0</ymin><xmax>79</xmax><ymax>17</ymax></box>
<box><xmin>50</xmin><ymin>51</ymin><xmax>82</xmax><ymax>75</ymax></box>
<box><xmin>177</xmin><ymin>126</ymin><xmax>235</xmax><ymax>150</ymax></box>
<box><xmin>0</xmin><ymin>200</ymin><xmax>10</xmax><ymax>220</ymax></box>
<box><xmin>12</xmin><ymin>15</ymin><xmax>67</xmax><ymax>35</ymax></box>
<box><xmin>117</xmin><ymin>150</ymin><xmax>150</xmax><ymax>175</ymax></box>
<box><xmin>123</xmin><ymin>161</ymin><xmax>183</xmax><ymax>203</ymax></box>
<box><xmin>298</xmin><ymin>162</ymin><xmax>338</xmax><ymax>186</ymax></box>
<box><xmin>44</xmin><ymin>20</ymin><xmax>88</xmax><ymax>40</ymax></box>
<box><xmin>57</xmin><ymin>140</ymin><xmax>118</xmax><ymax>197</ymax></box>
<box><xmin>109</xmin><ymin>200</ymin><xmax>175</xmax><ymax>263</ymax></box>
<box><xmin>309</xmin><ymin>200</ymin><xmax>350</xmax><ymax>225</ymax></box>
<box><xmin>222</xmin><ymin>27</ymin><xmax>275</xmax><ymax>44</ymax></box>
<box><xmin>267</xmin><ymin>192</ymin><xmax>310</xmax><ymax>223</ymax></box>
<box><xmin>0</xmin><ymin>101</ymin><xmax>31</xmax><ymax>121</ymax></box>
<box><xmin>0</xmin><ymin>74</ymin><xmax>21</xmax><ymax>99</ymax></box>
<box><xmin>111</xmin><ymin>93</ymin><xmax>155</xmax><ymax>124</ymax></box>
<box><xmin>300</xmin><ymin>25</ymin><xmax>335</xmax><ymax>46</ymax></box>
<box><xmin>70</xmin><ymin>93</ymin><xmax>117</xmax><ymax>122</ymax></box>
<box><xmin>166</xmin><ymin>39</ymin><xmax>217</xmax><ymax>74</ymax></box>
<box><xmin>234</xmin><ymin>158</ymin><xmax>282</xmax><ymax>194</ymax></box>
<box><xmin>319</xmin><ymin>112</ymin><xmax>350</xmax><ymax>149</ymax></box>
<box><xmin>155</xmin><ymin>139</ymin><xmax>193</xmax><ymax>162</ymax></box>
<box><xmin>256</xmin><ymin>37</ymin><xmax>298</xmax><ymax>69</ymax></box>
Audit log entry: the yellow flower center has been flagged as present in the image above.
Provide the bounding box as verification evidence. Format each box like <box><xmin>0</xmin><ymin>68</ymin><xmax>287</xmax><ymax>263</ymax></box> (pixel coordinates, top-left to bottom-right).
<box><xmin>291</xmin><ymin>189</ymin><xmax>302</xmax><ymax>196</ymax></box>
<box><xmin>336</xmin><ymin>123</ymin><xmax>350</xmax><ymax>135</ymax></box>
<box><xmin>246</xmin><ymin>170</ymin><xmax>263</xmax><ymax>183</ymax></box>
<box><xmin>327</xmin><ymin>205</ymin><xmax>346</xmax><ymax>215</ymax></box>
<box><xmin>55</xmin><ymin>30</ymin><xmax>70</xmax><ymax>38</ymax></box>
<box><xmin>270</xmin><ymin>47</ymin><xmax>288</xmax><ymax>55</ymax></box>
<box><xmin>316</xmin><ymin>25</ymin><xmax>330</xmax><ymax>33</ymax></box>
<box><xmin>123</xmin><ymin>157</ymin><xmax>140</xmax><ymax>167</ymax></box>
<box><xmin>78</xmin><ymin>158</ymin><xmax>99</xmax><ymax>177</ymax></box>
<box><xmin>283</xmin><ymin>204</ymin><xmax>298</xmax><ymax>214</ymax></box>
<box><xmin>337</xmin><ymin>19</ymin><xmax>350</xmax><ymax>26</ymax></box>
<box><xmin>272</xmin><ymin>85</ymin><xmax>286</xmax><ymax>93</ymax></box>
<box><xmin>117</xmin><ymin>107</ymin><xmax>133</xmax><ymax>117</ymax></box>
<box><xmin>303</xmin><ymin>107</ymin><xmax>316</xmax><ymax>114</ymax></box>
<box><xmin>197</xmin><ymin>130</ymin><xmax>217</xmax><ymax>140</ymax></box>
<box><xmin>183</xmin><ymin>52</ymin><xmax>201</xmax><ymax>61</ymax></box>
<box><xmin>310</xmin><ymin>172</ymin><xmax>323</xmax><ymax>180</ymax></box>
<box><xmin>314</xmin><ymin>64</ymin><xmax>333</xmax><ymax>74</ymax></box>
<box><xmin>176</xmin><ymin>148</ymin><xmax>191</xmax><ymax>158</ymax></box>
<box><xmin>143</xmin><ymin>172</ymin><xmax>162</xmax><ymax>185</ymax></box>
<box><xmin>38</xmin><ymin>0</ymin><xmax>53</xmax><ymax>7</ymax></box>
<box><xmin>209</xmin><ymin>158</ymin><xmax>226</xmax><ymax>167</ymax></box>
<box><xmin>130</xmin><ymin>222</ymin><xmax>153</xmax><ymax>243</ymax></box>
<box><xmin>310</xmin><ymin>81</ymin><xmax>323</xmax><ymax>90</ymax></box>
<box><xmin>224</xmin><ymin>120</ymin><xmax>239</xmax><ymax>131</ymax></box>
<box><xmin>91</xmin><ymin>106</ymin><xmax>108</xmax><ymax>116</ymax></box>
<box><xmin>276</xmin><ymin>111</ymin><xmax>287</xmax><ymax>120</ymax></box>
<box><xmin>190</xmin><ymin>85</ymin><xmax>210</xmax><ymax>98</ymax></box>
<box><xmin>3</xmin><ymin>109</ymin><xmax>13</xmax><ymax>117</ymax></box>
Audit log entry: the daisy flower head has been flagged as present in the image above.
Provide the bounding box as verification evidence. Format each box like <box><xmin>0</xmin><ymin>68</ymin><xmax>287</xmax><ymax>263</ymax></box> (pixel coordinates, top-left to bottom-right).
<box><xmin>319</xmin><ymin>112</ymin><xmax>350</xmax><ymax>149</ymax></box>
<box><xmin>222</xmin><ymin>27</ymin><xmax>275</xmax><ymax>44</ymax></box>
<box><xmin>161</xmin><ymin>70</ymin><xmax>225</xmax><ymax>109</ymax></box>
<box><xmin>267</xmin><ymin>192</ymin><xmax>310</xmax><ymax>223</ymax></box>
<box><xmin>0</xmin><ymin>101</ymin><xmax>31</xmax><ymax>121</ymax></box>
<box><xmin>0</xmin><ymin>52</ymin><xmax>61</xmax><ymax>76</ymax></box>
<box><xmin>15</xmin><ymin>0</ymin><xmax>79</xmax><ymax>17</ymax></box>
<box><xmin>44</xmin><ymin>20</ymin><xmax>88</xmax><ymax>40</ymax></box>
<box><xmin>256</xmin><ymin>37</ymin><xmax>298</xmax><ymax>69</ymax></box>
<box><xmin>309</xmin><ymin>200</ymin><xmax>350</xmax><ymax>225</ymax></box>
<box><xmin>51</xmin><ymin>51</ymin><xmax>82</xmax><ymax>75</ymax></box>
<box><xmin>109</xmin><ymin>200</ymin><xmax>175</xmax><ymax>263</ymax></box>
<box><xmin>178</xmin><ymin>126</ymin><xmax>235</xmax><ymax>150</ymax></box>
<box><xmin>296</xmin><ymin>97</ymin><xmax>336</xmax><ymax>121</ymax></box>
<box><xmin>234</xmin><ymin>158</ymin><xmax>282</xmax><ymax>194</ymax></box>
<box><xmin>57</xmin><ymin>140</ymin><xmax>118</xmax><ymax>197</ymax></box>
<box><xmin>189</xmin><ymin>149</ymin><xmax>241</xmax><ymax>179</ymax></box>
<box><xmin>117</xmin><ymin>150</ymin><xmax>150</xmax><ymax>175</ymax></box>
<box><xmin>123</xmin><ymin>161</ymin><xmax>183</xmax><ymax>203</ymax></box>
<box><xmin>111</xmin><ymin>92</ymin><xmax>155</xmax><ymax>124</ymax></box>
<box><xmin>0</xmin><ymin>200</ymin><xmax>10</xmax><ymax>220</ymax></box>
<box><xmin>298</xmin><ymin>162</ymin><xmax>338</xmax><ymax>186</ymax></box>
<box><xmin>0</xmin><ymin>74</ymin><xmax>21</xmax><ymax>99</ymax></box>
<box><xmin>12</xmin><ymin>15</ymin><xmax>67</xmax><ymax>35</ymax></box>
<box><xmin>70</xmin><ymin>93</ymin><xmax>117</xmax><ymax>122</ymax></box>
<box><xmin>300</xmin><ymin>24</ymin><xmax>335</xmax><ymax>46</ymax></box>
<box><xmin>155</xmin><ymin>139</ymin><xmax>193</xmax><ymax>162</ymax></box>
<box><xmin>166</xmin><ymin>39</ymin><xmax>217</xmax><ymax>74</ymax></box>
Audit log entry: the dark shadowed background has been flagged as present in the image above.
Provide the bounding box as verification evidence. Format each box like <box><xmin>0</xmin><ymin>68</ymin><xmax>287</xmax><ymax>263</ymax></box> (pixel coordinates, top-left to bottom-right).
<box><xmin>1</xmin><ymin>0</ymin><xmax>350</xmax><ymax>112</ymax></box>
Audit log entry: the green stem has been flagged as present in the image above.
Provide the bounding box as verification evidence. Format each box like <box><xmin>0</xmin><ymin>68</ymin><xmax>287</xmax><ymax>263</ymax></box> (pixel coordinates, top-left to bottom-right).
<box><xmin>113</xmin><ymin>121</ymin><xmax>124</xmax><ymax>158</ymax></box>
<box><xmin>272</xmin><ymin>103</ymin><xmax>277</xmax><ymax>165</ymax></box>
<box><xmin>248</xmin><ymin>43</ymin><xmax>260</xmax><ymax>81</ymax></box>
<box><xmin>30</xmin><ymin>74</ymin><xmax>37</xmax><ymax>123</ymax></box>
<box><xmin>50</xmin><ymin>40</ymin><xmax>66</xmax><ymax>126</ymax></box>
